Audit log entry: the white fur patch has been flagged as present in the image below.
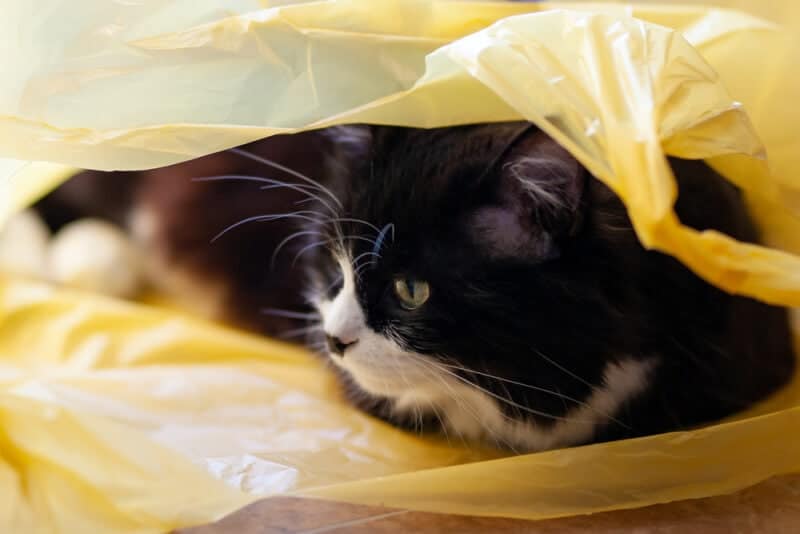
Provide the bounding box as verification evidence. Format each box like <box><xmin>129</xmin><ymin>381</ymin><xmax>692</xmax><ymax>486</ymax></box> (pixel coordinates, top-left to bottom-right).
<box><xmin>505</xmin><ymin>156</ymin><xmax>576</xmax><ymax>211</ymax></box>
<box><xmin>319</xmin><ymin>256</ymin><xmax>362</xmax><ymax>345</ymax></box>
<box><xmin>506</xmin><ymin>358</ymin><xmax>655</xmax><ymax>450</ymax></box>
<box><xmin>314</xmin><ymin>253</ymin><xmax>655</xmax><ymax>451</ymax></box>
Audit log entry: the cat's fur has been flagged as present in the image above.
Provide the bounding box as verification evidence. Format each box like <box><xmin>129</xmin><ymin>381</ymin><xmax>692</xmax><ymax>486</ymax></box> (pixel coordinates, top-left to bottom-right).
<box><xmin>35</xmin><ymin>123</ymin><xmax>795</xmax><ymax>451</ymax></box>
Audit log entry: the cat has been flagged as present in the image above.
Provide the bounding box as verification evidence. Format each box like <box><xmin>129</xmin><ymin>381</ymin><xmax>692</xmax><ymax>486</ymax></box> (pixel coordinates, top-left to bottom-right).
<box><xmin>33</xmin><ymin>122</ymin><xmax>796</xmax><ymax>452</ymax></box>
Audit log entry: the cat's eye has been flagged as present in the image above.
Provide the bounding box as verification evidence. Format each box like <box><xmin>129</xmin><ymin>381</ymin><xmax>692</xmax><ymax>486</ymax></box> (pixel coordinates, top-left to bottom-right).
<box><xmin>393</xmin><ymin>277</ymin><xmax>430</xmax><ymax>310</ymax></box>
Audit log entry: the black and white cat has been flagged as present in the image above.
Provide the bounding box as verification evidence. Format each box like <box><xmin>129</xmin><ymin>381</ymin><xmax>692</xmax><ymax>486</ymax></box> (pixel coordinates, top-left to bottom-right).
<box><xmin>28</xmin><ymin>122</ymin><xmax>796</xmax><ymax>452</ymax></box>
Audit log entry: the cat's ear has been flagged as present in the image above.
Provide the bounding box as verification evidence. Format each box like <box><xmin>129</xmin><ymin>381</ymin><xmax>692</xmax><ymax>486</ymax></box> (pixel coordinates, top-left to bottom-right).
<box><xmin>471</xmin><ymin>129</ymin><xmax>586</xmax><ymax>259</ymax></box>
<box><xmin>500</xmin><ymin>129</ymin><xmax>585</xmax><ymax>229</ymax></box>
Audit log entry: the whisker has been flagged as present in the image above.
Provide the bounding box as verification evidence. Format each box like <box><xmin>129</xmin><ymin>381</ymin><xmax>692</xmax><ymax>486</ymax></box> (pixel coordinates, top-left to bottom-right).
<box><xmin>353</xmin><ymin>261</ymin><xmax>373</xmax><ymax>280</ymax></box>
<box><xmin>407</xmin><ymin>352</ymin><xmax>514</xmax><ymax>451</ymax></box>
<box><xmin>334</xmin><ymin>217</ymin><xmax>382</xmax><ymax>234</ymax></box>
<box><xmin>425</xmin><ymin>394</ymin><xmax>453</xmax><ymax>446</ymax></box>
<box><xmin>271</xmin><ymin>230</ymin><xmax>327</xmax><ymax>269</ymax></box>
<box><xmin>261</xmin><ymin>308</ymin><xmax>320</xmax><ymax>320</ymax></box>
<box><xmin>292</xmin><ymin>233</ymin><xmax>372</xmax><ymax>267</ymax></box>
<box><xmin>260</xmin><ymin>183</ymin><xmax>337</xmax><ymax>215</ymax></box>
<box><xmin>211</xmin><ymin>212</ymin><xmax>324</xmax><ymax>243</ymax></box>
<box><xmin>294</xmin><ymin>197</ymin><xmax>317</xmax><ymax>207</ymax></box>
<box><xmin>259</xmin><ymin>186</ymin><xmax>337</xmax><ymax>216</ymax></box>
<box><xmin>412</xmin><ymin>404</ymin><xmax>422</xmax><ymax>435</ymax></box>
<box><xmin>531</xmin><ymin>347</ymin><xmax>597</xmax><ymax>390</ymax></box>
<box><xmin>437</xmin><ymin>363</ymin><xmax>587</xmax><ymax>407</ymax></box>
<box><xmin>325</xmin><ymin>274</ymin><xmax>344</xmax><ymax>294</ymax></box>
<box><xmin>294</xmin><ymin>211</ymin><xmax>384</xmax><ymax>234</ymax></box>
<box><xmin>495</xmin><ymin>379</ymin><xmax>525</xmax><ymax>448</ymax></box>
<box><xmin>418</xmin><ymin>363</ymin><xmax>481</xmax><ymax>449</ymax></box>
<box><xmin>260</xmin><ymin>183</ymin><xmax>317</xmax><ymax>194</ymax></box>
<box><xmin>425</xmin><ymin>361</ymin><xmax>582</xmax><ymax>423</ymax></box>
<box><xmin>307</xmin><ymin>342</ymin><xmax>328</xmax><ymax>355</ymax></box>
<box><xmin>291</xmin><ymin>240</ymin><xmax>330</xmax><ymax>267</ymax></box>
<box><xmin>194</xmin><ymin>174</ymin><xmax>338</xmax><ymax>215</ymax></box>
<box><xmin>334</xmin><ymin>235</ymin><xmax>380</xmax><ymax>247</ymax></box>
<box><xmin>371</xmin><ymin>222</ymin><xmax>395</xmax><ymax>259</ymax></box>
<box><xmin>389</xmin><ymin>346</ymin><xmax>422</xmax><ymax>435</ymax></box>
<box><xmin>353</xmin><ymin>251</ymin><xmax>381</xmax><ymax>263</ymax></box>
<box><xmin>193</xmin><ymin>174</ymin><xmax>310</xmax><ymax>188</ymax></box>
<box><xmin>352</xmin><ymin>249</ymin><xmax>382</xmax><ymax>280</ymax></box>
<box><xmin>279</xmin><ymin>325</ymin><xmax>322</xmax><ymax>340</ymax></box>
<box><xmin>437</xmin><ymin>362</ymin><xmax>629</xmax><ymax>429</ymax></box>
<box><xmin>229</xmin><ymin>147</ymin><xmax>343</xmax><ymax>209</ymax></box>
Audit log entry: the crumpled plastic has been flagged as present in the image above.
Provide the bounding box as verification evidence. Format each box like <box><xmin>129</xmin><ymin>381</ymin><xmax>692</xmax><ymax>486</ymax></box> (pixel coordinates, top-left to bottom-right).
<box><xmin>1</xmin><ymin>1</ymin><xmax>799</xmax><ymax>533</ymax></box>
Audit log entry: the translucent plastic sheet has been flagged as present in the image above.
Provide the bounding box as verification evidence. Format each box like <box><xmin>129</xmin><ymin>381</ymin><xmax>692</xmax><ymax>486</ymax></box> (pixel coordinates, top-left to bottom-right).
<box><xmin>1</xmin><ymin>1</ymin><xmax>800</xmax><ymax>532</ymax></box>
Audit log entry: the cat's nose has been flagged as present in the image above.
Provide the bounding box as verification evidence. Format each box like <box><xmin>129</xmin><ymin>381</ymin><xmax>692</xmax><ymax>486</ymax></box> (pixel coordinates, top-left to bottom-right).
<box><xmin>326</xmin><ymin>334</ymin><xmax>358</xmax><ymax>356</ymax></box>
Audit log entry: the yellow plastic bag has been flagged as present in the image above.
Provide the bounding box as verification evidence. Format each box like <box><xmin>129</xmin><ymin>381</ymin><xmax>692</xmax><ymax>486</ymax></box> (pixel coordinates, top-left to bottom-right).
<box><xmin>1</xmin><ymin>1</ymin><xmax>800</xmax><ymax>532</ymax></box>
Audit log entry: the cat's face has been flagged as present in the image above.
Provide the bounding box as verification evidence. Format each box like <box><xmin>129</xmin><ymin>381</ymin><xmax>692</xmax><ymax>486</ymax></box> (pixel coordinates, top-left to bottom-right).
<box><xmin>306</xmin><ymin>124</ymin><xmax>655</xmax><ymax>451</ymax></box>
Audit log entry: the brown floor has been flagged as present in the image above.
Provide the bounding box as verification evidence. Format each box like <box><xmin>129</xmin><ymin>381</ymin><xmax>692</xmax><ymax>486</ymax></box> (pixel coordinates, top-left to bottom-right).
<box><xmin>180</xmin><ymin>473</ymin><xmax>800</xmax><ymax>533</ymax></box>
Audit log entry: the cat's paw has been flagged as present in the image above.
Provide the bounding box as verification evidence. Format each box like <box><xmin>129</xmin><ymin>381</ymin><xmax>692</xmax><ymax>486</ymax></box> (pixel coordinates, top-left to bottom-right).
<box><xmin>0</xmin><ymin>209</ymin><xmax>51</xmax><ymax>279</ymax></box>
<box><xmin>48</xmin><ymin>219</ymin><xmax>143</xmax><ymax>298</ymax></box>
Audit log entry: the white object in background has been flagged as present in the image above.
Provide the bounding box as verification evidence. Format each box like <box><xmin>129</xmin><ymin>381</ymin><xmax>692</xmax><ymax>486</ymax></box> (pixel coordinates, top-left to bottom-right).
<box><xmin>48</xmin><ymin>219</ymin><xmax>143</xmax><ymax>298</ymax></box>
<box><xmin>0</xmin><ymin>209</ymin><xmax>51</xmax><ymax>278</ymax></box>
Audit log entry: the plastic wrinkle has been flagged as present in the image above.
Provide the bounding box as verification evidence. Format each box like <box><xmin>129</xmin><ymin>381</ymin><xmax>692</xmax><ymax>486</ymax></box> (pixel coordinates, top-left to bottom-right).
<box><xmin>1</xmin><ymin>1</ymin><xmax>799</xmax><ymax>532</ymax></box>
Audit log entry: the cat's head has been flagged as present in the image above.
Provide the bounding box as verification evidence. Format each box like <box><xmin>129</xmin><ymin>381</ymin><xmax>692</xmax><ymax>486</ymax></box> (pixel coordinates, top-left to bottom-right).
<box><xmin>306</xmin><ymin>123</ymin><xmax>657</xmax><ymax>451</ymax></box>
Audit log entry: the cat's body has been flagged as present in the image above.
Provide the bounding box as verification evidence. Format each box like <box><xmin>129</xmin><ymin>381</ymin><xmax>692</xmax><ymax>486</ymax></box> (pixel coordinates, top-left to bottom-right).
<box><xmin>34</xmin><ymin>123</ymin><xmax>795</xmax><ymax>451</ymax></box>
<box><xmin>36</xmin><ymin>131</ymin><xmax>329</xmax><ymax>334</ymax></box>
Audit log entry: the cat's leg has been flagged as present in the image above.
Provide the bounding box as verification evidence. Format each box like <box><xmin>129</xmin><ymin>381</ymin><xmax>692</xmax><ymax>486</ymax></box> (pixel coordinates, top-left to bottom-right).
<box><xmin>0</xmin><ymin>209</ymin><xmax>51</xmax><ymax>279</ymax></box>
<box><xmin>2</xmin><ymin>196</ymin><xmax>142</xmax><ymax>298</ymax></box>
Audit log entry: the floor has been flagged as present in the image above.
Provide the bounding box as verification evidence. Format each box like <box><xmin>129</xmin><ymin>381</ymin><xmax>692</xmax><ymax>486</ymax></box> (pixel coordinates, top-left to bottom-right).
<box><xmin>180</xmin><ymin>473</ymin><xmax>800</xmax><ymax>533</ymax></box>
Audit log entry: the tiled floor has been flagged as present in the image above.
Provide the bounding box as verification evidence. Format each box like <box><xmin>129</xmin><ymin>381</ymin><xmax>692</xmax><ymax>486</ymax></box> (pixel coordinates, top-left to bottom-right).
<box><xmin>180</xmin><ymin>474</ymin><xmax>800</xmax><ymax>533</ymax></box>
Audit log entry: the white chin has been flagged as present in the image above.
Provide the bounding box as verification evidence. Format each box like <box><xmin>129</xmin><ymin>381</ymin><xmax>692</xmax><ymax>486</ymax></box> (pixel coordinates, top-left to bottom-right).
<box><xmin>334</xmin><ymin>357</ymin><xmax>416</xmax><ymax>398</ymax></box>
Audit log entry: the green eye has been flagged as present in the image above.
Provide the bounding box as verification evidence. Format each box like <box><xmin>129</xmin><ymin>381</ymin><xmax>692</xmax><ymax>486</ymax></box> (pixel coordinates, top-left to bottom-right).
<box><xmin>393</xmin><ymin>277</ymin><xmax>431</xmax><ymax>310</ymax></box>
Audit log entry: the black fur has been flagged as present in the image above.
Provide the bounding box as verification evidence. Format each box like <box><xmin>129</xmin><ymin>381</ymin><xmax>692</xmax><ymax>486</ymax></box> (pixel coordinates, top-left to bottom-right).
<box><xmin>307</xmin><ymin>123</ymin><xmax>795</xmax><ymax>444</ymax></box>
